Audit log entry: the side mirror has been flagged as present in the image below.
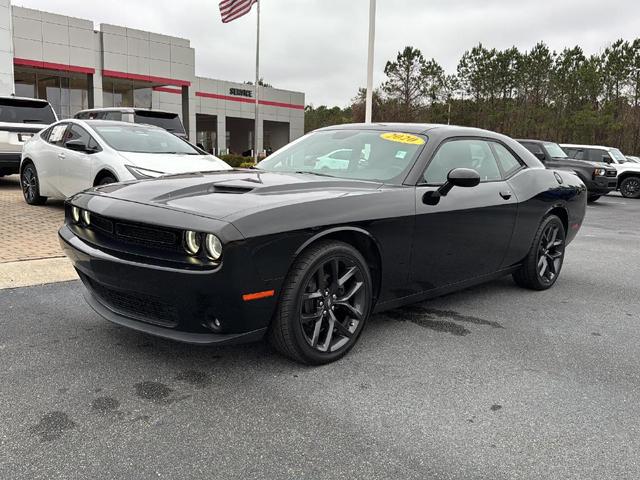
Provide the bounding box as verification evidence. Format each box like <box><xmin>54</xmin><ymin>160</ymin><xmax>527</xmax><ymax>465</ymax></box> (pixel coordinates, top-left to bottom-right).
<box><xmin>534</xmin><ymin>152</ymin><xmax>546</xmax><ymax>162</ymax></box>
<box><xmin>423</xmin><ymin>168</ymin><xmax>480</xmax><ymax>205</ymax></box>
<box><xmin>602</xmin><ymin>155</ymin><xmax>612</xmax><ymax>164</ymax></box>
<box><xmin>65</xmin><ymin>140</ymin><xmax>89</xmax><ymax>153</ymax></box>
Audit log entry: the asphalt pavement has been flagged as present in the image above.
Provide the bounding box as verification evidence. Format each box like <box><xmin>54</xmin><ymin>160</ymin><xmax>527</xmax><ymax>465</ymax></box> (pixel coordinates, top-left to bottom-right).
<box><xmin>1</xmin><ymin>194</ymin><xmax>639</xmax><ymax>480</ymax></box>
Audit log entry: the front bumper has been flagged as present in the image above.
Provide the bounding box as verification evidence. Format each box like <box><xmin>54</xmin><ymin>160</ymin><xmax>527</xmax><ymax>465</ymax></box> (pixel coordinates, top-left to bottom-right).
<box><xmin>59</xmin><ymin>224</ymin><xmax>277</xmax><ymax>345</ymax></box>
<box><xmin>585</xmin><ymin>175</ymin><xmax>618</xmax><ymax>195</ymax></box>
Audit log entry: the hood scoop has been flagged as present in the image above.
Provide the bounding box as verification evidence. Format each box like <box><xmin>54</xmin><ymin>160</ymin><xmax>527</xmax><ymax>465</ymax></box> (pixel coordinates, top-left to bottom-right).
<box><xmin>150</xmin><ymin>181</ymin><xmax>254</xmax><ymax>204</ymax></box>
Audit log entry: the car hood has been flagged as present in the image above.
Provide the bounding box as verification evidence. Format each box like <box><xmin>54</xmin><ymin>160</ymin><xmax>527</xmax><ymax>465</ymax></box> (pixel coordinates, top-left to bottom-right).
<box><xmin>91</xmin><ymin>170</ymin><xmax>383</xmax><ymax>221</ymax></box>
<box><xmin>556</xmin><ymin>157</ymin><xmax>611</xmax><ymax>169</ymax></box>
<box><xmin>117</xmin><ymin>151</ymin><xmax>232</xmax><ymax>174</ymax></box>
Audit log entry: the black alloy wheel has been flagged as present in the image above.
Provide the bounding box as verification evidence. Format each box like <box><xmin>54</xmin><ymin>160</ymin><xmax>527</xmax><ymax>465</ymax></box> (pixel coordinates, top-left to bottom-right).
<box><xmin>536</xmin><ymin>222</ymin><xmax>565</xmax><ymax>286</ymax></box>
<box><xmin>269</xmin><ymin>240</ymin><xmax>373</xmax><ymax>365</ymax></box>
<box><xmin>587</xmin><ymin>194</ymin><xmax>601</xmax><ymax>203</ymax></box>
<box><xmin>619</xmin><ymin>177</ymin><xmax>640</xmax><ymax>199</ymax></box>
<box><xmin>299</xmin><ymin>256</ymin><xmax>367</xmax><ymax>353</ymax></box>
<box><xmin>513</xmin><ymin>215</ymin><xmax>566</xmax><ymax>290</ymax></box>
<box><xmin>21</xmin><ymin>163</ymin><xmax>47</xmax><ymax>205</ymax></box>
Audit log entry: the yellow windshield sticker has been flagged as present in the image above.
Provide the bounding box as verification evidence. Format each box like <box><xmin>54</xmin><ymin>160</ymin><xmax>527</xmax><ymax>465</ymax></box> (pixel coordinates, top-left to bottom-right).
<box><xmin>380</xmin><ymin>132</ymin><xmax>425</xmax><ymax>145</ymax></box>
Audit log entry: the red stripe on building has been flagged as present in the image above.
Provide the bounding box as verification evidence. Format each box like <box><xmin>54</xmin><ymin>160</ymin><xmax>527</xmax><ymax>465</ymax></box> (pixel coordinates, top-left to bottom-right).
<box><xmin>153</xmin><ymin>86</ymin><xmax>183</xmax><ymax>94</ymax></box>
<box><xmin>195</xmin><ymin>91</ymin><xmax>304</xmax><ymax>110</ymax></box>
<box><xmin>102</xmin><ymin>69</ymin><xmax>190</xmax><ymax>87</ymax></box>
<box><xmin>13</xmin><ymin>57</ymin><xmax>95</xmax><ymax>74</ymax></box>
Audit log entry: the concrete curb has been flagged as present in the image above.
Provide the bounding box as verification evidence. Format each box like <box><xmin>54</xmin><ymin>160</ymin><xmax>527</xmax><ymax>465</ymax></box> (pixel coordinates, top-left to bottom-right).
<box><xmin>0</xmin><ymin>257</ymin><xmax>77</xmax><ymax>290</ymax></box>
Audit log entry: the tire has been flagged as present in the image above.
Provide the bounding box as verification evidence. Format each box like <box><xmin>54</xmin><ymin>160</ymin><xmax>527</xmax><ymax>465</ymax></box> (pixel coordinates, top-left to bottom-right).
<box><xmin>619</xmin><ymin>176</ymin><xmax>640</xmax><ymax>199</ymax></box>
<box><xmin>20</xmin><ymin>163</ymin><xmax>47</xmax><ymax>205</ymax></box>
<box><xmin>587</xmin><ymin>194</ymin><xmax>601</xmax><ymax>203</ymax></box>
<box><xmin>96</xmin><ymin>175</ymin><xmax>117</xmax><ymax>186</ymax></box>
<box><xmin>268</xmin><ymin>240</ymin><xmax>373</xmax><ymax>365</ymax></box>
<box><xmin>513</xmin><ymin>215</ymin><xmax>566</xmax><ymax>291</ymax></box>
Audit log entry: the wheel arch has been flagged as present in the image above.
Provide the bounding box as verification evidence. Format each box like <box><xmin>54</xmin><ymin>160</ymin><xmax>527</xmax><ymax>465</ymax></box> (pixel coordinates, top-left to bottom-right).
<box><xmin>546</xmin><ymin>205</ymin><xmax>568</xmax><ymax>234</ymax></box>
<box><xmin>294</xmin><ymin>227</ymin><xmax>383</xmax><ymax>304</ymax></box>
<box><xmin>618</xmin><ymin>171</ymin><xmax>640</xmax><ymax>182</ymax></box>
<box><xmin>93</xmin><ymin>168</ymin><xmax>118</xmax><ymax>186</ymax></box>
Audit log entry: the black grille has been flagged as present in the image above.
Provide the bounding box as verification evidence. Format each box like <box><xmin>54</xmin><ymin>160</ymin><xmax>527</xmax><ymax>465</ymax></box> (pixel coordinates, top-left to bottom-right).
<box><xmin>87</xmin><ymin>213</ymin><xmax>182</xmax><ymax>252</ymax></box>
<box><xmin>85</xmin><ymin>276</ymin><xmax>178</xmax><ymax>327</ymax></box>
<box><xmin>606</xmin><ymin>170</ymin><xmax>617</xmax><ymax>177</ymax></box>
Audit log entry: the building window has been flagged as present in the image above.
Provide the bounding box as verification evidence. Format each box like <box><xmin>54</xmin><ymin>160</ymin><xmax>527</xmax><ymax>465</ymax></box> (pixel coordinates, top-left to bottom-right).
<box><xmin>102</xmin><ymin>79</ymin><xmax>152</xmax><ymax>109</ymax></box>
<box><xmin>13</xmin><ymin>67</ymin><xmax>88</xmax><ymax>118</ymax></box>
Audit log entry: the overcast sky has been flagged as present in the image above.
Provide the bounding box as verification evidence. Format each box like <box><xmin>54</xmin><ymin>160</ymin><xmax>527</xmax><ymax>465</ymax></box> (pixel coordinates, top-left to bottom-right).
<box><xmin>13</xmin><ymin>0</ymin><xmax>640</xmax><ymax>106</ymax></box>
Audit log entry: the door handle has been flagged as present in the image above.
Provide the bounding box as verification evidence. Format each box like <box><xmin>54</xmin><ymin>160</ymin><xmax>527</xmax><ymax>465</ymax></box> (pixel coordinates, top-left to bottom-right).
<box><xmin>499</xmin><ymin>190</ymin><xmax>512</xmax><ymax>200</ymax></box>
<box><xmin>57</xmin><ymin>153</ymin><xmax>65</xmax><ymax>159</ymax></box>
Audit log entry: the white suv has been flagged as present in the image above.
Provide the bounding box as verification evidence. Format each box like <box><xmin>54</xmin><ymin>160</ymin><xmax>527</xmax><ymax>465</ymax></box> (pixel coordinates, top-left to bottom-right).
<box><xmin>0</xmin><ymin>96</ymin><xmax>57</xmax><ymax>177</ymax></box>
<box><xmin>561</xmin><ymin>143</ymin><xmax>640</xmax><ymax>199</ymax></box>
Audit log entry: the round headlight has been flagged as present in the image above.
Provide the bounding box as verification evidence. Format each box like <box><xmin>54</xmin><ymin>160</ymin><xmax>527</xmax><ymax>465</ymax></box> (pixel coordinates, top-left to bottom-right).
<box><xmin>184</xmin><ymin>230</ymin><xmax>201</xmax><ymax>255</ymax></box>
<box><xmin>81</xmin><ymin>209</ymin><xmax>91</xmax><ymax>226</ymax></box>
<box><xmin>205</xmin><ymin>234</ymin><xmax>222</xmax><ymax>260</ymax></box>
<box><xmin>71</xmin><ymin>206</ymin><xmax>80</xmax><ymax>223</ymax></box>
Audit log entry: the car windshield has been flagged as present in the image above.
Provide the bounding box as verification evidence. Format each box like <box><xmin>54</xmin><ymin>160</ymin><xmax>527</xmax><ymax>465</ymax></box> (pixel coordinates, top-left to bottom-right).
<box><xmin>134</xmin><ymin>111</ymin><xmax>186</xmax><ymax>135</ymax></box>
<box><xmin>92</xmin><ymin>124</ymin><xmax>199</xmax><ymax>154</ymax></box>
<box><xmin>544</xmin><ymin>142</ymin><xmax>567</xmax><ymax>158</ymax></box>
<box><xmin>0</xmin><ymin>98</ymin><xmax>56</xmax><ymax>124</ymax></box>
<box><xmin>256</xmin><ymin>129</ymin><xmax>426</xmax><ymax>182</ymax></box>
<box><xmin>609</xmin><ymin>148</ymin><xmax>627</xmax><ymax>163</ymax></box>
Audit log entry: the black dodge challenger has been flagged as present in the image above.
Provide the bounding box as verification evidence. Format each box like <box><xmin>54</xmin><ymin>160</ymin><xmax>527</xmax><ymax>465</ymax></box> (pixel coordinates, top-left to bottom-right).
<box><xmin>59</xmin><ymin>124</ymin><xmax>587</xmax><ymax>364</ymax></box>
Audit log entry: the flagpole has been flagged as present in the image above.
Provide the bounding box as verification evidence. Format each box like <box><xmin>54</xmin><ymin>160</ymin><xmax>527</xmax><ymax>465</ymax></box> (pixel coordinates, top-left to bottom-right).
<box><xmin>365</xmin><ymin>0</ymin><xmax>376</xmax><ymax>123</ymax></box>
<box><xmin>253</xmin><ymin>0</ymin><xmax>260</xmax><ymax>164</ymax></box>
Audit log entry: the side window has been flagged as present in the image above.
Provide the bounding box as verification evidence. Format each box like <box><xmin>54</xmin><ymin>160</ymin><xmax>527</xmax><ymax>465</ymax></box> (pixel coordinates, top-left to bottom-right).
<box><xmin>574</xmin><ymin>149</ymin><xmax>587</xmax><ymax>160</ymax></box>
<box><xmin>64</xmin><ymin>124</ymin><xmax>92</xmax><ymax>149</ymax></box>
<box><xmin>40</xmin><ymin>126</ymin><xmax>54</xmax><ymax>142</ymax></box>
<box><xmin>492</xmin><ymin>143</ymin><xmax>523</xmax><ymax>177</ymax></box>
<box><xmin>103</xmin><ymin>111</ymin><xmax>122</xmax><ymax>121</ymax></box>
<box><xmin>423</xmin><ymin>139</ymin><xmax>501</xmax><ymax>184</ymax></box>
<box><xmin>48</xmin><ymin>124</ymin><xmax>69</xmax><ymax>147</ymax></box>
<box><xmin>521</xmin><ymin>142</ymin><xmax>543</xmax><ymax>156</ymax></box>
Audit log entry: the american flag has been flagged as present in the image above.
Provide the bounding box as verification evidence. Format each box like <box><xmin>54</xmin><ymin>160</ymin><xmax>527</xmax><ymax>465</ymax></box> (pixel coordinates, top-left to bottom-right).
<box><xmin>219</xmin><ymin>0</ymin><xmax>258</xmax><ymax>23</ymax></box>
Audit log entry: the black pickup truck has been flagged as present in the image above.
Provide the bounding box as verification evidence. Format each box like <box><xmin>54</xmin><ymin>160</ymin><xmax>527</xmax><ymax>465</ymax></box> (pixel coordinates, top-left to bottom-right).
<box><xmin>517</xmin><ymin>139</ymin><xmax>618</xmax><ymax>202</ymax></box>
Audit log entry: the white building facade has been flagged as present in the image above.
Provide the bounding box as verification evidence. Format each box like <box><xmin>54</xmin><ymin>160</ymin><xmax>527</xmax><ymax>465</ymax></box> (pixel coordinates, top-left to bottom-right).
<box><xmin>0</xmin><ymin>0</ymin><xmax>305</xmax><ymax>154</ymax></box>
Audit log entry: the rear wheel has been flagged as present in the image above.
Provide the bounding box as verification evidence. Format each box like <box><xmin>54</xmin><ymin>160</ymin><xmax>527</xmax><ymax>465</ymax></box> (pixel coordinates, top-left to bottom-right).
<box><xmin>619</xmin><ymin>176</ymin><xmax>640</xmax><ymax>199</ymax></box>
<box><xmin>587</xmin><ymin>194</ymin><xmax>601</xmax><ymax>203</ymax></box>
<box><xmin>96</xmin><ymin>175</ymin><xmax>117</xmax><ymax>186</ymax></box>
<box><xmin>269</xmin><ymin>240</ymin><xmax>373</xmax><ymax>365</ymax></box>
<box><xmin>513</xmin><ymin>215</ymin><xmax>566</xmax><ymax>290</ymax></box>
<box><xmin>20</xmin><ymin>163</ymin><xmax>47</xmax><ymax>205</ymax></box>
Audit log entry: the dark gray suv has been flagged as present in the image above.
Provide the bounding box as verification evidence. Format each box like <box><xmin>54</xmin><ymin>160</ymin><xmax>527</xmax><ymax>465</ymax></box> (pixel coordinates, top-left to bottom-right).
<box><xmin>518</xmin><ymin>139</ymin><xmax>618</xmax><ymax>202</ymax></box>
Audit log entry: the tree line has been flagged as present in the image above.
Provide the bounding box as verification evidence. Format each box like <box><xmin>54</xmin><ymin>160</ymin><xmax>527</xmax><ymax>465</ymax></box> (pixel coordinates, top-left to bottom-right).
<box><xmin>305</xmin><ymin>40</ymin><xmax>640</xmax><ymax>155</ymax></box>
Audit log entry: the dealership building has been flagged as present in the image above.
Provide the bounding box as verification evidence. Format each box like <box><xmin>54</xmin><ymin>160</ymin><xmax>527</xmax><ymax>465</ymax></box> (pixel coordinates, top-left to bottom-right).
<box><xmin>0</xmin><ymin>0</ymin><xmax>305</xmax><ymax>154</ymax></box>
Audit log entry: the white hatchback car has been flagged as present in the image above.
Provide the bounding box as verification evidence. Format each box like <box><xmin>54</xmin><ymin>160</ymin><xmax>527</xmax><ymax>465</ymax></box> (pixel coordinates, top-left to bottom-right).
<box><xmin>20</xmin><ymin>119</ymin><xmax>231</xmax><ymax>204</ymax></box>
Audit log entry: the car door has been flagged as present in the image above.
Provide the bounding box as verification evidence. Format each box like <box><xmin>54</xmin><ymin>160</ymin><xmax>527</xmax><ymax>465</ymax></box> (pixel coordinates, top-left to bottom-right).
<box><xmin>37</xmin><ymin>122</ymin><xmax>69</xmax><ymax>195</ymax></box>
<box><xmin>411</xmin><ymin>138</ymin><xmax>519</xmax><ymax>290</ymax></box>
<box><xmin>59</xmin><ymin>123</ymin><xmax>99</xmax><ymax>197</ymax></box>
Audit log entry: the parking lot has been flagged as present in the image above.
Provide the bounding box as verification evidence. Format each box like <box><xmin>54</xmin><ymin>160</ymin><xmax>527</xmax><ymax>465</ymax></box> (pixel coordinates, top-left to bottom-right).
<box><xmin>1</xmin><ymin>192</ymin><xmax>639</xmax><ymax>479</ymax></box>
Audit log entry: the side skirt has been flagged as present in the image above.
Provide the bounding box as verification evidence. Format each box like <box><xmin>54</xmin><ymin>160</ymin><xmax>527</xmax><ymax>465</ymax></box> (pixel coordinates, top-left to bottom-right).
<box><xmin>372</xmin><ymin>265</ymin><xmax>520</xmax><ymax>314</ymax></box>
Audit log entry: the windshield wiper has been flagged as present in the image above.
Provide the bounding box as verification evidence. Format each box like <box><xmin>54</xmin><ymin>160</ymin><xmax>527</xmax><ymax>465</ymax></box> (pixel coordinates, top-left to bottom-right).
<box><xmin>293</xmin><ymin>170</ymin><xmax>335</xmax><ymax>178</ymax></box>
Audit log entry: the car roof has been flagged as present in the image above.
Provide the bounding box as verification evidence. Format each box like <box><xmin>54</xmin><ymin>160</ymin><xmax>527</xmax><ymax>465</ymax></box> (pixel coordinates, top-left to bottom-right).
<box><xmin>0</xmin><ymin>95</ymin><xmax>50</xmax><ymax>103</ymax></box>
<box><xmin>316</xmin><ymin>122</ymin><xmax>507</xmax><ymax>137</ymax></box>
<box><xmin>515</xmin><ymin>139</ymin><xmax>559</xmax><ymax>144</ymax></box>
<box><xmin>560</xmin><ymin>143</ymin><xmax>615</xmax><ymax>150</ymax></box>
<box><xmin>75</xmin><ymin>107</ymin><xmax>178</xmax><ymax>115</ymax></box>
<box><xmin>64</xmin><ymin>119</ymin><xmax>164</xmax><ymax>130</ymax></box>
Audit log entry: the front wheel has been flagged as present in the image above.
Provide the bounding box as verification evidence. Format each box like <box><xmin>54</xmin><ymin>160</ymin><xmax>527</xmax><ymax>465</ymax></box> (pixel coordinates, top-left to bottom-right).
<box><xmin>269</xmin><ymin>240</ymin><xmax>373</xmax><ymax>365</ymax></box>
<box><xmin>513</xmin><ymin>215</ymin><xmax>566</xmax><ymax>290</ymax></box>
<box><xmin>619</xmin><ymin>177</ymin><xmax>640</xmax><ymax>199</ymax></box>
<box><xmin>96</xmin><ymin>175</ymin><xmax>117</xmax><ymax>186</ymax></box>
<box><xmin>587</xmin><ymin>194</ymin><xmax>601</xmax><ymax>203</ymax></box>
<box><xmin>20</xmin><ymin>163</ymin><xmax>47</xmax><ymax>205</ymax></box>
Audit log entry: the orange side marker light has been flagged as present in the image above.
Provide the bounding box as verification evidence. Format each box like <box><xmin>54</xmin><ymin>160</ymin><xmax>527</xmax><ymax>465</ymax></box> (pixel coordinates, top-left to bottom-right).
<box><xmin>242</xmin><ymin>290</ymin><xmax>275</xmax><ymax>301</ymax></box>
